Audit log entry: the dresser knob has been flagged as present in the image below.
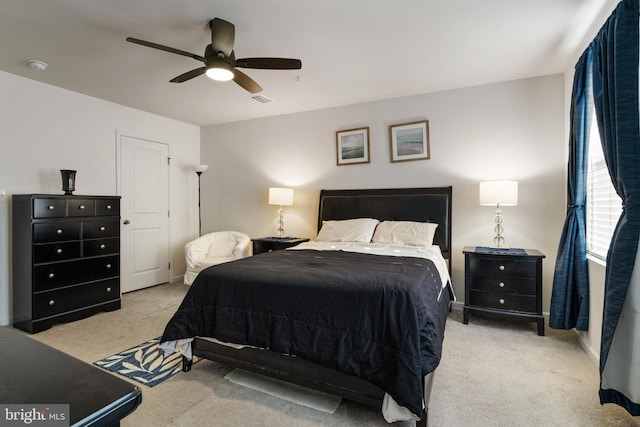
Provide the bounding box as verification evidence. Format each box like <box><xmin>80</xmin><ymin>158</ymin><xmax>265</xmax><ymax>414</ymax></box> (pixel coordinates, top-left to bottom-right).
<box><xmin>56</xmin><ymin>248</ymin><xmax>63</xmax><ymax>254</ymax></box>
<box><xmin>106</xmin><ymin>287</ymin><xmax>112</xmax><ymax>292</ymax></box>
<box><xmin>48</xmin><ymin>205</ymin><xmax>55</xmax><ymax>210</ymax></box>
<box><xmin>499</xmin><ymin>265</ymin><xmax>505</xmax><ymax>271</ymax></box>
<box><xmin>56</xmin><ymin>229</ymin><xmax>63</xmax><ymax>235</ymax></box>
<box><xmin>49</xmin><ymin>300</ymin><xmax>55</xmax><ymax>306</ymax></box>
<box><xmin>99</xmin><ymin>226</ymin><xmax>106</xmax><ymax>231</ymax></box>
<box><xmin>100</xmin><ymin>244</ymin><xmax>106</xmax><ymax>249</ymax></box>
<box><xmin>106</xmin><ymin>264</ymin><xmax>112</xmax><ymax>269</ymax></box>
<box><xmin>79</xmin><ymin>205</ymin><xmax>86</xmax><ymax>210</ymax></box>
<box><xmin>48</xmin><ymin>273</ymin><xmax>55</xmax><ymax>279</ymax></box>
<box><xmin>499</xmin><ymin>282</ymin><xmax>505</xmax><ymax>288</ymax></box>
<box><xmin>106</xmin><ymin>205</ymin><xmax>112</xmax><ymax>210</ymax></box>
<box><xmin>499</xmin><ymin>298</ymin><xmax>505</xmax><ymax>305</ymax></box>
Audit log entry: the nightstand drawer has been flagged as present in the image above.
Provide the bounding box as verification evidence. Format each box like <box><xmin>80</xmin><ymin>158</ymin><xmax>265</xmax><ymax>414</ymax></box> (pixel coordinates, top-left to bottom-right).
<box><xmin>468</xmin><ymin>257</ymin><xmax>536</xmax><ymax>278</ymax></box>
<box><xmin>469</xmin><ymin>290</ymin><xmax>536</xmax><ymax>313</ymax></box>
<box><xmin>467</xmin><ymin>275</ymin><xmax>536</xmax><ymax>295</ymax></box>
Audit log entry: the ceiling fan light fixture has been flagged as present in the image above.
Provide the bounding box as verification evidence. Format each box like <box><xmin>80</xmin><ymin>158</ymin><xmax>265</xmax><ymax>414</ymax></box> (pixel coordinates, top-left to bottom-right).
<box><xmin>206</xmin><ymin>64</ymin><xmax>234</xmax><ymax>81</ymax></box>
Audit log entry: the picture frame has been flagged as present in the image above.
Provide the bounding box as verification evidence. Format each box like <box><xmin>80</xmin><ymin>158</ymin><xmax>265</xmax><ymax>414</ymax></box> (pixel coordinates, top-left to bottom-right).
<box><xmin>389</xmin><ymin>120</ymin><xmax>430</xmax><ymax>162</ymax></box>
<box><xmin>336</xmin><ymin>127</ymin><xmax>370</xmax><ymax>165</ymax></box>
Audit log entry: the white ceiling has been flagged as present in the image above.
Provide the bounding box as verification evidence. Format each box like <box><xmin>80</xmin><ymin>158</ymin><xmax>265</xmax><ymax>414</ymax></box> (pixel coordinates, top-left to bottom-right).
<box><xmin>0</xmin><ymin>0</ymin><xmax>617</xmax><ymax>127</ymax></box>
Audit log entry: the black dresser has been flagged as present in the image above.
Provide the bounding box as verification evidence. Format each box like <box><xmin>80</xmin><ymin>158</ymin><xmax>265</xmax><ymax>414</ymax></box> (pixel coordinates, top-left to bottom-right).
<box><xmin>12</xmin><ymin>194</ymin><xmax>121</xmax><ymax>333</ymax></box>
<box><xmin>463</xmin><ymin>246</ymin><xmax>545</xmax><ymax>335</ymax></box>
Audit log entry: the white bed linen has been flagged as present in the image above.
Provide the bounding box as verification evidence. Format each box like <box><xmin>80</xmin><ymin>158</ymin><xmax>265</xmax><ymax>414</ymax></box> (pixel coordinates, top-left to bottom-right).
<box><xmin>162</xmin><ymin>241</ymin><xmax>453</xmax><ymax>423</ymax></box>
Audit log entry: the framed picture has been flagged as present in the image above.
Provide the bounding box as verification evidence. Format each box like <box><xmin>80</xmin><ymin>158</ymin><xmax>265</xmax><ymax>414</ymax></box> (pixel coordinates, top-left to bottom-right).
<box><xmin>389</xmin><ymin>120</ymin><xmax>430</xmax><ymax>162</ymax></box>
<box><xmin>336</xmin><ymin>127</ymin><xmax>370</xmax><ymax>165</ymax></box>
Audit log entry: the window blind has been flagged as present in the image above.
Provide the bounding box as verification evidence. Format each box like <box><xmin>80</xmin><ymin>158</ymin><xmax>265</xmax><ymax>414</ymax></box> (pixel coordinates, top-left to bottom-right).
<box><xmin>586</xmin><ymin>118</ymin><xmax>622</xmax><ymax>261</ymax></box>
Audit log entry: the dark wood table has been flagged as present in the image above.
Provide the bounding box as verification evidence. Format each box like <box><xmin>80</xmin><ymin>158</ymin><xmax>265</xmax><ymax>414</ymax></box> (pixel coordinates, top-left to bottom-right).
<box><xmin>0</xmin><ymin>326</ymin><xmax>141</xmax><ymax>426</ymax></box>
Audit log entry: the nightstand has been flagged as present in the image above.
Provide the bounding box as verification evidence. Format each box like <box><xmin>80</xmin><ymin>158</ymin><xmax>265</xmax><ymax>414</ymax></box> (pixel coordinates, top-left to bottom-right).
<box><xmin>252</xmin><ymin>237</ymin><xmax>309</xmax><ymax>255</ymax></box>
<box><xmin>463</xmin><ymin>246</ymin><xmax>545</xmax><ymax>336</ymax></box>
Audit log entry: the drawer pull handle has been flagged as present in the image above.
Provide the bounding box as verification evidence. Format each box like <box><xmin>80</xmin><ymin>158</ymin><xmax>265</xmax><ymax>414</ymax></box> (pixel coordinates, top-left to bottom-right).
<box><xmin>100</xmin><ymin>244</ymin><xmax>106</xmax><ymax>249</ymax></box>
<box><xmin>56</xmin><ymin>248</ymin><xmax>63</xmax><ymax>254</ymax></box>
<box><xmin>48</xmin><ymin>205</ymin><xmax>55</xmax><ymax>210</ymax></box>
<box><xmin>48</xmin><ymin>273</ymin><xmax>55</xmax><ymax>279</ymax></box>
<box><xmin>48</xmin><ymin>300</ymin><xmax>55</xmax><ymax>306</ymax></box>
<box><xmin>499</xmin><ymin>265</ymin><xmax>505</xmax><ymax>271</ymax></box>
<box><xmin>79</xmin><ymin>205</ymin><xmax>86</xmax><ymax>210</ymax></box>
<box><xmin>106</xmin><ymin>287</ymin><xmax>112</xmax><ymax>292</ymax></box>
<box><xmin>499</xmin><ymin>282</ymin><xmax>505</xmax><ymax>288</ymax></box>
<box><xmin>99</xmin><ymin>226</ymin><xmax>106</xmax><ymax>231</ymax></box>
<box><xmin>499</xmin><ymin>298</ymin><xmax>505</xmax><ymax>305</ymax></box>
<box><xmin>106</xmin><ymin>264</ymin><xmax>112</xmax><ymax>269</ymax></box>
<box><xmin>106</xmin><ymin>205</ymin><xmax>112</xmax><ymax>210</ymax></box>
<box><xmin>56</xmin><ymin>229</ymin><xmax>63</xmax><ymax>235</ymax></box>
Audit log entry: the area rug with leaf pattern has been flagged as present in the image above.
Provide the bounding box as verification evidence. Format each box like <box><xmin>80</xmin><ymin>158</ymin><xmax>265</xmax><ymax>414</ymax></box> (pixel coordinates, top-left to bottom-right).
<box><xmin>93</xmin><ymin>337</ymin><xmax>198</xmax><ymax>387</ymax></box>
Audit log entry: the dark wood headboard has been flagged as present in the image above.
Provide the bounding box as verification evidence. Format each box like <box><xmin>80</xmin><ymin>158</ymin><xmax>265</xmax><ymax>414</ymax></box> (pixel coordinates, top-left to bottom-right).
<box><xmin>317</xmin><ymin>187</ymin><xmax>453</xmax><ymax>266</ymax></box>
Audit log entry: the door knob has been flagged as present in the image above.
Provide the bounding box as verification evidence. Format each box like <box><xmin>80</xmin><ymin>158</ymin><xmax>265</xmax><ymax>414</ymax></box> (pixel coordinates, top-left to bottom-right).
<box><xmin>123</xmin><ymin>219</ymin><xmax>130</xmax><ymax>225</ymax></box>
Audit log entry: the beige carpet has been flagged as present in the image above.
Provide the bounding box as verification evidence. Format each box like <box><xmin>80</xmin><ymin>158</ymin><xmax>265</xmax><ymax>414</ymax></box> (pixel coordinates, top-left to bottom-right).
<box><xmin>29</xmin><ymin>281</ymin><xmax>640</xmax><ymax>427</ymax></box>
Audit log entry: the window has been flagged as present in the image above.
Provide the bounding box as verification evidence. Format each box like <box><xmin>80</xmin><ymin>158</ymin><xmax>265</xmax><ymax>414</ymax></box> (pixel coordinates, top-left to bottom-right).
<box><xmin>586</xmin><ymin>115</ymin><xmax>622</xmax><ymax>261</ymax></box>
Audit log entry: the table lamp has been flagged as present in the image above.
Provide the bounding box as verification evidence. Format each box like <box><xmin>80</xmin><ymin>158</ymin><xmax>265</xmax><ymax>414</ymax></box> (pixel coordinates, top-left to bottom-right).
<box><xmin>479</xmin><ymin>180</ymin><xmax>518</xmax><ymax>248</ymax></box>
<box><xmin>268</xmin><ymin>187</ymin><xmax>294</xmax><ymax>238</ymax></box>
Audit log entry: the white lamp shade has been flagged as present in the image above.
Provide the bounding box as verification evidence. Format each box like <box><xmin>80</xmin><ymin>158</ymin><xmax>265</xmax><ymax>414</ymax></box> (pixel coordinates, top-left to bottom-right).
<box><xmin>191</xmin><ymin>164</ymin><xmax>209</xmax><ymax>173</ymax></box>
<box><xmin>479</xmin><ymin>180</ymin><xmax>518</xmax><ymax>206</ymax></box>
<box><xmin>269</xmin><ymin>187</ymin><xmax>294</xmax><ymax>206</ymax></box>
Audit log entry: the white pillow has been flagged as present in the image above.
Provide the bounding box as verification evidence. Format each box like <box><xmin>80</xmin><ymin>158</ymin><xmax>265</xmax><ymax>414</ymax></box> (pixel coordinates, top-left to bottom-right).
<box><xmin>316</xmin><ymin>218</ymin><xmax>380</xmax><ymax>243</ymax></box>
<box><xmin>371</xmin><ymin>221</ymin><xmax>438</xmax><ymax>246</ymax></box>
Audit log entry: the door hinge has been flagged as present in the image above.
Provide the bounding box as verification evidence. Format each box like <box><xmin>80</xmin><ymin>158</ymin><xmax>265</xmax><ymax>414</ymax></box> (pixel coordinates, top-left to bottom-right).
<box><xmin>168</xmin><ymin>210</ymin><xmax>170</xmax><ymax>217</ymax></box>
<box><xmin>168</xmin><ymin>262</ymin><xmax>171</xmax><ymax>270</ymax></box>
<box><xmin>167</xmin><ymin>157</ymin><xmax>171</xmax><ymax>165</ymax></box>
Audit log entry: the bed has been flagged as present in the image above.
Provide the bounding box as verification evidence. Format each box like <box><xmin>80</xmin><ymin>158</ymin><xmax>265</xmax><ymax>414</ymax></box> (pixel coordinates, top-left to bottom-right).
<box><xmin>160</xmin><ymin>186</ymin><xmax>453</xmax><ymax>426</ymax></box>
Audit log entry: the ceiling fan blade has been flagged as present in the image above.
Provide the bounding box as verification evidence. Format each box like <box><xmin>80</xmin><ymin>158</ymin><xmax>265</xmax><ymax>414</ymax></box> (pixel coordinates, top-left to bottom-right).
<box><xmin>232</xmin><ymin>69</ymin><xmax>263</xmax><ymax>94</ymax></box>
<box><xmin>209</xmin><ymin>18</ymin><xmax>235</xmax><ymax>57</ymax></box>
<box><xmin>235</xmin><ymin>57</ymin><xmax>302</xmax><ymax>70</ymax></box>
<box><xmin>126</xmin><ymin>37</ymin><xmax>205</xmax><ymax>62</ymax></box>
<box><xmin>170</xmin><ymin>67</ymin><xmax>206</xmax><ymax>83</ymax></box>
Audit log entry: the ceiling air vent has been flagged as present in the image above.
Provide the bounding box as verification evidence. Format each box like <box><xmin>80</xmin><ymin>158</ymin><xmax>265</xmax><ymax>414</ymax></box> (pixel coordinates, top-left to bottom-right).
<box><xmin>251</xmin><ymin>95</ymin><xmax>273</xmax><ymax>104</ymax></box>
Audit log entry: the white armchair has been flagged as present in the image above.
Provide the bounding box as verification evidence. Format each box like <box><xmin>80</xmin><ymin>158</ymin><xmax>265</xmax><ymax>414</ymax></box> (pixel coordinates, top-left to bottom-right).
<box><xmin>184</xmin><ymin>231</ymin><xmax>251</xmax><ymax>285</ymax></box>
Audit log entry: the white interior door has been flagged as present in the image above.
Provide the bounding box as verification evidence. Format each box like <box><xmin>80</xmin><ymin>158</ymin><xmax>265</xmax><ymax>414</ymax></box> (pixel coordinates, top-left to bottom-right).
<box><xmin>118</xmin><ymin>134</ymin><xmax>170</xmax><ymax>293</ymax></box>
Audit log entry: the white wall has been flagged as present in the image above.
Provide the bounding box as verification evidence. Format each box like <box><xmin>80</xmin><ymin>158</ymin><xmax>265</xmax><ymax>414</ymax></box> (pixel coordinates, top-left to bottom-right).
<box><xmin>0</xmin><ymin>71</ymin><xmax>200</xmax><ymax>325</ymax></box>
<box><xmin>200</xmin><ymin>75</ymin><xmax>567</xmax><ymax>309</ymax></box>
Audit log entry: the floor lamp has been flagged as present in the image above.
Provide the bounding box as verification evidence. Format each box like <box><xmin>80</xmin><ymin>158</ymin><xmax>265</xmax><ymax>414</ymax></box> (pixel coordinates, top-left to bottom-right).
<box><xmin>192</xmin><ymin>165</ymin><xmax>208</xmax><ymax>236</ymax></box>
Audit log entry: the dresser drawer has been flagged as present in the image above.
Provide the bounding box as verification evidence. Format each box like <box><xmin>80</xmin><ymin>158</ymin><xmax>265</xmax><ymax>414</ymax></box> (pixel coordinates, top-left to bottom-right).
<box><xmin>96</xmin><ymin>198</ymin><xmax>120</xmax><ymax>216</ymax></box>
<box><xmin>468</xmin><ymin>257</ymin><xmax>536</xmax><ymax>278</ymax></box>
<box><xmin>33</xmin><ymin>222</ymin><xmax>81</xmax><ymax>243</ymax></box>
<box><xmin>469</xmin><ymin>290</ymin><xmax>536</xmax><ymax>313</ymax></box>
<box><xmin>33</xmin><ymin>279</ymin><xmax>120</xmax><ymax>319</ymax></box>
<box><xmin>467</xmin><ymin>275</ymin><xmax>536</xmax><ymax>295</ymax></box>
<box><xmin>84</xmin><ymin>238</ymin><xmax>120</xmax><ymax>257</ymax></box>
<box><xmin>68</xmin><ymin>199</ymin><xmax>95</xmax><ymax>216</ymax></box>
<box><xmin>84</xmin><ymin>219</ymin><xmax>119</xmax><ymax>239</ymax></box>
<box><xmin>33</xmin><ymin>241</ymin><xmax>81</xmax><ymax>264</ymax></box>
<box><xmin>33</xmin><ymin>199</ymin><xmax>66</xmax><ymax>218</ymax></box>
<box><xmin>33</xmin><ymin>255</ymin><xmax>119</xmax><ymax>292</ymax></box>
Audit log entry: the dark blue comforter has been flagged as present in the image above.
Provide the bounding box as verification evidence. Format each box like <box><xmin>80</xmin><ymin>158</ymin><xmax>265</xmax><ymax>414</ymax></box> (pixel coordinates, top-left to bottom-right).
<box><xmin>161</xmin><ymin>249</ymin><xmax>450</xmax><ymax>416</ymax></box>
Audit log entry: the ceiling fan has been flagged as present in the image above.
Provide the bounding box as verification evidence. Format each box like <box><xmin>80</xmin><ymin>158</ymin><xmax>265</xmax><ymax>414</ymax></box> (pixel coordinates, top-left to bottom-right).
<box><xmin>126</xmin><ymin>18</ymin><xmax>302</xmax><ymax>94</ymax></box>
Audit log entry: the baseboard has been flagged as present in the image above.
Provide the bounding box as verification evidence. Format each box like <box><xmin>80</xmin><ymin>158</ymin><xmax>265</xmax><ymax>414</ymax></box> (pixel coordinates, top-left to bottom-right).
<box><xmin>575</xmin><ymin>330</ymin><xmax>599</xmax><ymax>366</ymax></box>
